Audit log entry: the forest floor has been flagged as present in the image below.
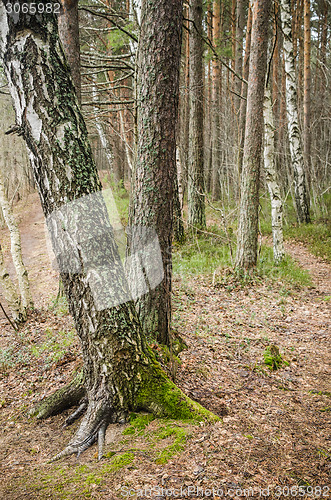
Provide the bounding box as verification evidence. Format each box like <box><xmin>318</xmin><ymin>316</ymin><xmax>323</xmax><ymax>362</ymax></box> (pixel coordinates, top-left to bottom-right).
<box><xmin>0</xmin><ymin>193</ymin><xmax>330</xmax><ymax>499</ymax></box>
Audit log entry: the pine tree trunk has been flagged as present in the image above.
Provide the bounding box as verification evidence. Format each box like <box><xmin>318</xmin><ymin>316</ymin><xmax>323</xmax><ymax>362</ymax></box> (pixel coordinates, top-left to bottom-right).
<box><xmin>211</xmin><ymin>0</ymin><xmax>221</xmax><ymax>201</ymax></box>
<box><xmin>58</xmin><ymin>0</ymin><xmax>81</xmax><ymax>104</ymax></box>
<box><xmin>188</xmin><ymin>0</ymin><xmax>206</xmax><ymax>228</ymax></box>
<box><xmin>178</xmin><ymin>7</ymin><xmax>190</xmax><ymax>197</ymax></box>
<box><xmin>235</xmin><ymin>0</ymin><xmax>270</xmax><ymax>270</ymax></box>
<box><xmin>280</xmin><ymin>0</ymin><xmax>311</xmax><ymax>224</ymax></box>
<box><xmin>0</xmin><ymin>5</ymin><xmax>214</xmax><ymax>459</ymax></box>
<box><xmin>128</xmin><ymin>0</ymin><xmax>183</xmax><ymax>346</ymax></box>
<box><xmin>263</xmin><ymin>86</ymin><xmax>285</xmax><ymax>264</ymax></box>
<box><xmin>303</xmin><ymin>0</ymin><xmax>311</xmax><ymax>172</ymax></box>
<box><xmin>0</xmin><ymin>170</ymin><xmax>33</xmax><ymax>310</ymax></box>
<box><xmin>234</xmin><ymin>0</ymin><xmax>244</xmax><ymax>115</ymax></box>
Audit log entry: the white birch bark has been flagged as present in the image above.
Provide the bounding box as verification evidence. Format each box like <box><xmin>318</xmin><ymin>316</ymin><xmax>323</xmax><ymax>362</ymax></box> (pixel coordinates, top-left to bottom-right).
<box><xmin>0</xmin><ymin>242</ymin><xmax>24</xmax><ymax>322</ymax></box>
<box><xmin>0</xmin><ymin>170</ymin><xmax>33</xmax><ymax>309</ymax></box>
<box><xmin>280</xmin><ymin>0</ymin><xmax>310</xmax><ymax>224</ymax></box>
<box><xmin>263</xmin><ymin>87</ymin><xmax>285</xmax><ymax>263</ymax></box>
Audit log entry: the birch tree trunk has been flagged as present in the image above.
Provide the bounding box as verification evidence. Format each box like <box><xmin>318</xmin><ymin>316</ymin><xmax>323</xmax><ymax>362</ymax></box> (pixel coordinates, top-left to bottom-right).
<box><xmin>0</xmin><ymin>4</ymin><xmax>214</xmax><ymax>459</ymax></box>
<box><xmin>0</xmin><ymin>243</ymin><xmax>24</xmax><ymax>323</ymax></box>
<box><xmin>188</xmin><ymin>0</ymin><xmax>206</xmax><ymax>228</ymax></box>
<box><xmin>280</xmin><ymin>0</ymin><xmax>311</xmax><ymax>224</ymax></box>
<box><xmin>237</xmin><ymin>3</ymin><xmax>252</xmax><ymax>178</ymax></box>
<box><xmin>235</xmin><ymin>0</ymin><xmax>269</xmax><ymax>270</ymax></box>
<box><xmin>263</xmin><ymin>86</ymin><xmax>285</xmax><ymax>263</ymax></box>
<box><xmin>0</xmin><ymin>171</ymin><xmax>33</xmax><ymax>309</ymax></box>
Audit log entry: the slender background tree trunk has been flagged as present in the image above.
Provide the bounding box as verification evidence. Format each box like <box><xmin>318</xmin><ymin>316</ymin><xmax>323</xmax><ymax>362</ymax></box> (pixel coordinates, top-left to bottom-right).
<box><xmin>235</xmin><ymin>0</ymin><xmax>270</xmax><ymax>270</ymax></box>
<box><xmin>280</xmin><ymin>0</ymin><xmax>310</xmax><ymax>224</ymax></box>
<box><xmin>188</xmin><ymin>0</ymin><xmax>206</xmax><ymax>229</ymax></box>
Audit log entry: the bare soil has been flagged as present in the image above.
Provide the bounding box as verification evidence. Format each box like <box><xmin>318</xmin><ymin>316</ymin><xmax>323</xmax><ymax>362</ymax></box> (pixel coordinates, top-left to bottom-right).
<box><xmin>0</xmin><ymin>193</ymin><xmax>330</xmax><ymax>499</ymax></box>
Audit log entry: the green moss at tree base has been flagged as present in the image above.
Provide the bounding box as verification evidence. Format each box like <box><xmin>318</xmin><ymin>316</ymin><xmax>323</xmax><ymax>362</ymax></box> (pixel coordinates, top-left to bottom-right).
<box><xmin>134</xmin><ymin>359</ymin><xmax>219</xmax><ymax>423</ymax></box>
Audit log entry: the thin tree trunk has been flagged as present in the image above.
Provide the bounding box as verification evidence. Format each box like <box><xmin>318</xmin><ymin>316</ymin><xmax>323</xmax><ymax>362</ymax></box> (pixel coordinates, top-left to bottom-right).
<box><xmin>234</xmin><ymin>0</ymin><xmax>244</xmax><ymax>115</ymax></box>
<box><xmin>280</xmin><ymin>0</ymin><xmax>310</xmax><ymax>223</ymax></box>
<box><xmin>263</xmin><ymin>85</ymin><xmax>285</xmax><ymax>263</ymax></box>
<box><xmin>179</xmin><ymin>5</ymin><xmax>190</xmax><ymax>196</ymax></box>
<box><xmin>0</xmin><ymin>171</ymin><xmax>33</xmax><ymax>309</ymax></box>
<box><xmin>211</xmin><ymin>0</ymin><xmax>221</xmax><ymax>201</ymax></box>
<box><xmin>0</xmin><ymin>243</ymin><xmax>24</xmax><ymax>323</ymax></box>
<box><xmin>128</xmin><ymin>0</ymin><xmax>183</xmax><ymax>346</ymax></box>
<box><xmin>188</xmin><ymin>0</ymin><xmax>206</xmax><ymax>228</ymax></box>
<box><xmin>237</xmin><ymin>3</ymin><xmax>252</xmax><ymax>179</ymax></box>
<box><xmin>0</xmin><ymin>4</ymin><xmax>214</xmax><ymax>460</ymax></box>
<box><xmin>235</xmin><ymin>0</ymin><xmax>270</xmax><ymax>270</ymax></box>
<box><xmin>174</xmin><ymin>148</ymin><xmax>185</xmax><ymax>244</ymax></box>
<box><xmin>91</xmin><ymin>81</ymin><xmax>115</xmax><ymax>177</ymax></box>
<box><xmin>303</xmin><ymin>0</ymin><xmax>311</xmax><ymax>171</ymax></box>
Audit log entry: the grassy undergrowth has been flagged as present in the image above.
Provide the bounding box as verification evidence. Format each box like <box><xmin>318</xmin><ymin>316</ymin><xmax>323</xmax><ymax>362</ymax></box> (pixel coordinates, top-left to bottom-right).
<box><xmin>284</xmin><ymin>223</ymin><xmax>331</xmax><ymax>262</ymax></box>
<box><xmin>173</xmin><ymin>231</ymin><xmax>312</xmax><ymax>288</ymax></box>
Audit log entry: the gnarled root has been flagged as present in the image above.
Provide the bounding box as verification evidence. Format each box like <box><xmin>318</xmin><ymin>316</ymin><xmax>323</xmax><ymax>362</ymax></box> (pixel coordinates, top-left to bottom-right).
<box><xmin>64</xmin><ymin>397</ymin><xmax>88</xmax><ymax>427</ymax></box>
<box><xmin>30</xmin><ymin>370</ymin><xmax>85</xmax><ymax>420</ymax></box>
<box><xmin>50</xmin><ymin>398</ymin><xmax>128</xmax><ymax>462</ymax></box>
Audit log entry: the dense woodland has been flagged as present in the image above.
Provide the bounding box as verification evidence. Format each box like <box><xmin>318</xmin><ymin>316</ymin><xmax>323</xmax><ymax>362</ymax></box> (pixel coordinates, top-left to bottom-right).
<box><xmin>0</xmin><ymin>0</ymin><xmax>330</xmax><ymax>497</ymax></box>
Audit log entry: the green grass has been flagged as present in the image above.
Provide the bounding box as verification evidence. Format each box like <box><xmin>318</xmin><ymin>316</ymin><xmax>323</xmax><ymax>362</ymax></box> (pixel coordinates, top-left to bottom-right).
<box><xmin>284</xmin><ymin>222</ymin><xmax>331</xmax><ymax>262</ymax></box>
<box><xmin>173</xmin><ymin>232</ymin><xmax>233</xmax><ymax>277</ymax></box>
<box><xmin>173</xmin><ymin>232</ymin><xmax>312</xmax><ymax>288</ymax></box>
<box><xmin>257</xmin><ymin>245</ymin><xmax>312</xmax><ymax>287</ymax></box>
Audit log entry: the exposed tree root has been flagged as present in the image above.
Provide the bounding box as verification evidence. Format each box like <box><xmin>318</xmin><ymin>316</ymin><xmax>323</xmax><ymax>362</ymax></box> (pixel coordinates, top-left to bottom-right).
<box><xmin>29</xmin><ymin>370</ymin><xmax>85</xmax><ymax>420</ymax></box>
<box><xmin>98</xmin><ymin>422</ymin><xmax>107</xmax><ymax>461</ymax></box>
<box><xmin>49</xmin><ymin>398</ymin><xmax>115</xmax><ymax>462</ymax></box>
<box><xmin>64</xmin><ymin>397</ymin><xmax>88</xmax><ymax>427</ymax></box>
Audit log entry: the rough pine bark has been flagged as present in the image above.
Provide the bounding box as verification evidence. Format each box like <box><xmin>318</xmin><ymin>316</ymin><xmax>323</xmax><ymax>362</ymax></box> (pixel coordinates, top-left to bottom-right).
<box><xmin>128</xmin><ymin>0</ymin><xmax>184</xmax><ymax>346</ymax></box>
<box><xmin>280</xmin><ymin>0</ymin><xmax>310</xmax><ymax>224</ymax></box>
<box><xmin>58</xmin><ymin>0</ymin><xmax>81</xmax><ymax>103</ymax></box>
<box><xmin>303</xmin><ymin>0</ymin><xmax>311</xmax><ymax>171</ymax></box>
<box><xmin>211</xmin><ymin>0</ymin><xmax>221</xmax><ymax>201</ymax></box>
<box><xmin>234</xmin><ymin>0</ymin><xmax>244</xmax><ymax>115</ymax></box>
<box><xmin>235</xmin><ymin>0</ymin><xmax>270</xmax><ymax>270</ymax></box>
<box><xmin>188</xmin><ymin>0</ymin><xmax>206</xmax><ymax>228</ymax></box>
<box><xmin>0</xmin><ymin>4</ymin><xmax>215</xmax><ymax>460</ymax></box>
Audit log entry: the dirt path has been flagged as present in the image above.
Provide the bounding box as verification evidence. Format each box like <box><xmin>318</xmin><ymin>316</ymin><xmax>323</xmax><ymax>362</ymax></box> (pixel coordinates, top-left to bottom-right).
<box><xmin>285</xmin><ymin>241</ymin><xmax>331</xmax><ymax>295</ymax></box>
<box><xmin>0</xmin><ymin>193</ymin><xmax>58</xmax><ymax>321</ymax></box>
<box><xmin>0</xmin><ymin>212</ymin><xmax>330</xmax><ymax>499</ymax></box>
